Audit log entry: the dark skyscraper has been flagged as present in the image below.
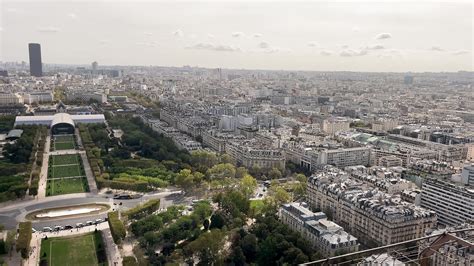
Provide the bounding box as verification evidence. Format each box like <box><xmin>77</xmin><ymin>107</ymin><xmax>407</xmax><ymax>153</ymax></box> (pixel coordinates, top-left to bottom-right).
<box><xmin>28</xmin><ymin>43</ymin><xmax>42</xmax><ymax>77</ymax></box>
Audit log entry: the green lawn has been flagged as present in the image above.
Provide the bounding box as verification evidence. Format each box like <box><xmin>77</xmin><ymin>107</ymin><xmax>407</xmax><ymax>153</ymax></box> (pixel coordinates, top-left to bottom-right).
<box><xmin>250</xmin><ymin>199</ymin><xmax>265</xmax><ymax>215</ymax></box>
<box><xmin>51</xmin><ymin>154</ymin><xmax>80</xmax><ymax>165</ymax></box>
<box><xmin>50</xmin><ymin>165</ymin><xmax>83</xmax><ymax>178</ymax></box>
<box><xmin>52</xmin><ymin>135</ymin><xmax>76</xmax><ymax>151</ymax></box>
<box><xmin>54</xmin><ymin>142</ymin><xmax>76</xmax><ymax>150</ymax></box>
<box><xmin>46</xmin><ymin>177</ymin><xmax>89</xmax><ymax>196</ymax></box>
<box><xmin>54</xmin><ymin>135</ymin><xmax>75</xmax><ymax>142</ymax></box>
<box><xmin>39</xmin><ymin>231</ymin><xmax>107</xmax><ymax>266</ymax></box>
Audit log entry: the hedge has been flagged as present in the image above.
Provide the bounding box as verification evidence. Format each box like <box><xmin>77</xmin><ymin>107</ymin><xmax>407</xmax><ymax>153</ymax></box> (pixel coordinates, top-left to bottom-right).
<box><xmin>96</xmin><ymin>177</ymin><xmax>150</xmax><ymax>192</ymax></box>
<box><xmin>124</xmin><ymin>199</ymin><xmax>160</xmax><ymax>220</ymax></box>
<box><xmin>16</xmin><ymin>222</ymin><xmax>32</xmax><ymax>258</ymax></box>
<box><xmin>107</xmin><ymin>211</ymin><xmax>126</xmax><ymax>244</ymax></box>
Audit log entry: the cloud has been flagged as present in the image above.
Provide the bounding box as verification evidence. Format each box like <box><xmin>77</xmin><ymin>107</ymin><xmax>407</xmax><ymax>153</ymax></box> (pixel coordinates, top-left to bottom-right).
<box><xmin>451</xmin><ymin>50</ymin><xmax>470</xmax><ymax>55</ymax></box>
<box><xmin>430</xmin><ymin>46</ymin><xmax>444</xmax><ymax>52</ymax></box>
<box><xmin>6</xmin><ymin>8</ymin><xmax>19</xmax><ymax>13</ymax></box>
<box><xmin>172</xmin><ymin>29</ymin><xmax>183</xmax><ymax>37</ymax></box>
<box><xmin>99</xmin><ymin>40</ymin><xmax>109</xmax><ymax>46</ymax></box>
<box><xmin>367</xmin><ymin>44</ymin><xmax>385</xmax><ymax>50</ymax></box>
<box><xmin>375</xmin><ymin>33</ymin><xmax>392</xmax><ymax>40</ymax></box>
<box><xmin>186</xmin><ymin>42</ymin><xmax>241</xmax><ymax>52</ymax></box>
<box><xmin>340</xmin><ymin>49</ymin><xmax>368</xmax><ymax>57</ymax></box>
<box><xmin>253</xmin><ymin>33</ymin><xmax>262</xmax><ymax>38</ymax></box>
<box><xmin>207</xmin><ymin>34</ymin><xmax>215</xmax><ymax>39</ymax></box>
<box><xmin>308</xmin><ymin>42</ymin><xmax>319</xmax><ymax>47</ymax></box>
<box><xmin>320</xmin><ymin>50</ymin><xmax>333</xmax><ymax>56</ymax></box>
<box><xmin>37</xmin><ymin>26</ymin><xmax>60</xmax><ymax>33</ymax></box>
<box><xmin>352</xmin><ymin>26</ymin><xmax>360</xmax><ymax>32</ymax></box>
<box><xmin>136</xmin><ymin>41</ymin><xmax>158</xmax><ymax>47</ymax></box>
<box><xmin>232</xmin><ymin>32</ymin><xmax>244</xmax><ymax>37</ymax></box>
<box><xmin>68</xmin><ymin>13</ymin><xmax>77</xmax><ymax>19</ymax></box>
<box><xmin>189</xmin><ymin>34</ymin><xmax>197</xmax><ymax>39</ymax></box>
<box><xmin>340</xmin><ymin>44</ymin><xmax>349</xmax><ymax>49</ymax></box>
<box><xmin>143</xmin><ymin>32</ymin><xmax>153</xmax><ymax>36</ymax></box>
<box><xmin>258</xmin><ymin>42</ymin><xmax>270</xmax><ymax>49</ymax></box>
<box><xmin>0</xmin><ymin>27</ymin><xmax>3</xmax><ymax>32</ymax></box>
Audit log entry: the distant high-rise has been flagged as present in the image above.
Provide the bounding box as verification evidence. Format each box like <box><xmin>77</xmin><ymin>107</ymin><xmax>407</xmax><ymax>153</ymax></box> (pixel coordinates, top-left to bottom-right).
<box><xmin>28</xmin><ymin>43</ymin><xmax>42</xmax><ymax>77</ymax></box>
<box><xmin>92</xmin><ymin>61</ymin><xmax>98</xmax><ymax>71</ymax></box>
<box><xmin>404</xmin><ymin>75</ymin><xmax>414</xmax><ymax>85</ymax></box>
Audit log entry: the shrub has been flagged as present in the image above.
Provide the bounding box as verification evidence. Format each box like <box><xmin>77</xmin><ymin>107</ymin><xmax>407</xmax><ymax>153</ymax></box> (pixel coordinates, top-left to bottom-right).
<box><xmin>124</xmin><ymin>199</ymin><xmax>160</xmax><ymax>220</ymax></box>
<box><xmin>123</xmin><ymin>256</ymin><xmax>138</xmax><ymax>266</ymax></box>
<box><xmin>107</xmin><ymin>211</ymin><xmax>126</xmax><ymax>244</ymax></box>
<box><xmin>16</xmin><ymin>222</ymin><xmax>32</xmax><ymax>258</ymax></box>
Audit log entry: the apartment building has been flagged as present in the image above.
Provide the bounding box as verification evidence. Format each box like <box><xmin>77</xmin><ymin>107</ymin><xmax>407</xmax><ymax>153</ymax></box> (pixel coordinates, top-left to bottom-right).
<box><xmin>307</xmin><ymin>167</ymin><xmax>437</xmax><ymax>247</ymax></box>
<box><xmin>279</xmin><ymin>202</ymin><xmax>359</xmax><ymax>257</ymax></box>
<box><xmin>322</xmin><ymin>117</ymin><xmax>350</xmax><ymax>135</ymax></box>
<box><xmin>319</xmin><ymin>147</ymin><xmax>371</xmax><ymax>168</ymax></box>
<box><xmin>225</xmin><ymin>140</ymin><xmax>285</xmax><ymax>170</ymax></box>
<box><xmin>0</xmin><ymin>93</ymin><xmax>23</xmax><ymax>105</ymax></box>
<box><xmin>421</xmin><ymin>177</ymin><xmax>474</xmax><ymax>226</ymax></box>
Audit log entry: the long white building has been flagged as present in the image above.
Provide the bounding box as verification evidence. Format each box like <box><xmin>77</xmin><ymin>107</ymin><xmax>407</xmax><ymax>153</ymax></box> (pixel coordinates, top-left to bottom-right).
<box><xmin>421</xmin><ymin>177</ymin><xmax>474</xmax><ymax>226</ymax></box>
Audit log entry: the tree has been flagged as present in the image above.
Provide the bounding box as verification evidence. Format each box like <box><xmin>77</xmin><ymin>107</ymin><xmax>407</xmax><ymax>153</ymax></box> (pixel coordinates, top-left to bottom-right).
<box><xmin>220</xmin><ymin>153</ymin><xmax>235</xmax><ymax>164</ymax></box>
<box><xmin>235</xmin><ymin>167</ymin><xmax>248</xmax><ymax>179</ymax></box>
<box><xmin>293</xmin><ymin>173</ymin><xmax>308</xmax><ymax>200</ymax></box>
<box><xmin>175</xmin><ymin>169</ymin><xmax>195</xmax><ymax>193</ymax></box>
<box><xmin>240</xmin><ymin>174</ymin><xmax>257</xmax><ymax>199</ymax></box>
<box><xmin>209</xmin><ymin>212</ymin><xmax>225</xmax><ymax>229</ymax></box>
<box><xmin>190</xmin><ymin>150</ymin><xmax>217</xmax><ymax>173</ymax></box>
<box><xmin>207</xmin><ymin>163</ymin><xmax>236</xmax><ymax>179</ymax></box>
<box><xmin>273</xmin><ymin>187</ymin><xmax>291</xmax><ymax>205</ymax></box>
<box><xmin>241</xmin><ymin>234</ymin><xmax>258</xmax><ymax>262</ymax></box>
<box><xmin>186</xmin><ymin>230</ymin><xmax>225</xmax><ymax>265</ymax></box>
<box><xmin>268</xmin><ymin>168</ymin><xmax>282</xmax><ymax>180</ymax></box>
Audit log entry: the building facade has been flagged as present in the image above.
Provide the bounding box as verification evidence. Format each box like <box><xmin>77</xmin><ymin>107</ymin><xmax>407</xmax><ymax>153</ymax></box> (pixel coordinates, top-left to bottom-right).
<box><xmin>421</xmin><ymin>177</ymin><xmax>474</xmax><ymax>226</ymax></box>
<box><xmin>28</xmin><ymin>43</ymin><xmax>42</xmax><ymax>77</ymax></box>
<box><xmin>279</xmin><ymin>202</ymin><xmax>359</xmax><ymax>257</ymax></box>
<box><xmin>307</xmin><ymin>167</ymin><xmax>437</xmax><ymax>247</ymax></box>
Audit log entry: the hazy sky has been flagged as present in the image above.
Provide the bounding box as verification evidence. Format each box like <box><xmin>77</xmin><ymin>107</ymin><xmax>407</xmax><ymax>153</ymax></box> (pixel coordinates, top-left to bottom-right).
<box><xmin>0</xmin><ymin>0</ymin><xmax>472</xmax><ymax>72</ymax></box>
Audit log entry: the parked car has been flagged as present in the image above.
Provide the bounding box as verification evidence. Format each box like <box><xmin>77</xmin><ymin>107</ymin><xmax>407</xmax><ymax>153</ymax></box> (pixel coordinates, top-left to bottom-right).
<box><xmin>75</xmin><ymin>223</ymin><xmax>84</xmax><ymax>228</ymax></box>
<box><xmin>53</xmin><ymin>226</ymin><xmax>63</xmax><ymax>231</ymax></box>
<box><xmin>95</xmin><ymin>219</ymin><xmax>103</xmax><ymax>224</ymax></box>
<box><xmin>86</xmin><ymin>221</ymin><xmax>93</xmax><ymax>226</ymax></box>
<box><xmin>42</xmin><ymin>227</ymin><xmax>53</xmax><ymax>232</ymax></box>
<box><xmin>64</xmin><ymin>225</ymin><xmax>73</xmax><ymax>230</ymax></box>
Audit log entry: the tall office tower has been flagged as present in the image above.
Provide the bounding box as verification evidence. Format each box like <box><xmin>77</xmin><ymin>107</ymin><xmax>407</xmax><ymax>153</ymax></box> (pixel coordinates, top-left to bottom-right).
<box><xmin>28</xmin><ymin>43</ymin><xmax>42</xmax><ymax>77</ymax></box>
<box><xmin>92</xmin><ymin>61</ymin><xmax>98</xmax><ymax>71</ymax></box>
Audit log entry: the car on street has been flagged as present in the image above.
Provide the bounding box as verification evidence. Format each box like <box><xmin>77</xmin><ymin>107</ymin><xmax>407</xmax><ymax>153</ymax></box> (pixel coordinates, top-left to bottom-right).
<box><xmin>86</xmin><ymin>221</ymin><xmax>93</xmax><ymax>226</ymax></box>
<box><xmin>95</xmin><ymin>219</ymin><xmax>103</xmax><ymax>224</ymax></box>
<box><xmin>32</xmin><ymin>228</ymin><xmax>37</xmax><ymax>233</ymax></box>
<box><xmin>54</xmin><ymin>226</ymin><xmax>63</xmax><ymax>231</ymax></box>
<box><xmin>76</xmin><ymin>223</ymin><xmax>84</xmax><ymax>228</ymax></box>
<box><xmin>42</xmin><ymin>227</ymin><xmax>53</xmax><ymax>232</ymax></box>
<box><xmin>64</xmin><ymin>225</ymin><xmax>73</xmax><ymax>230</ymax></box>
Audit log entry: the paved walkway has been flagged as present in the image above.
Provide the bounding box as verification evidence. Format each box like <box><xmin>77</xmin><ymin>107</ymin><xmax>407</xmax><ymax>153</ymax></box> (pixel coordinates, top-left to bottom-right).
<box><xmin>37</xmin><ymin>133</ymin><xmax>51</xmax><ymax>199</ymax></box>
<box><xmin>76</xmin><ymin>128</ymin><xmax>98</xmax><ymax>194</ymax></box>
<box><xmin>25</xmin><ymin>222</ymin><xmax>122</xmax><ymax>266</ymax></box>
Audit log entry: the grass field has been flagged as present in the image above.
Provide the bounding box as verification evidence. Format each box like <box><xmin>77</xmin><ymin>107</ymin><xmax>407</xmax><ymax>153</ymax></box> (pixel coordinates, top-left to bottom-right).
<box><xmin>47</xmin><ymin>154</ymin><xmax>88</xmax><ymax>196</ymax></box>
<box><xmin>39</xmin><ymin>232</ymin><xmax>107</xmax><ymax>266</ymax></box>
<box><xmin>46</xmin><ymin>177</ymin><xmax>89</xmax><ymax>196</ymax></box>
<box><xmin>52</xmin><ymin>134</ymin><xmax>76</xmax><ymax>151</ymax></box>
<box><xmin>51</xmin><ymin>154</ymin><xmax>81</xmax><ymax>165</ymax></box>
<box><xmin>50</xmin><ymin>165</ymin><xmax>83</xmax><ymax>178</ymax></box>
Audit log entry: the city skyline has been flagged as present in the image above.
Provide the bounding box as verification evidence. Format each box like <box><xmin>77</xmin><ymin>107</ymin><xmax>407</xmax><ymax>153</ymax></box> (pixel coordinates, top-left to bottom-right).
<box><xmin>0</xmin><ymin>0</ymin><xmax>472</xmax><ymax>72</ymax></box>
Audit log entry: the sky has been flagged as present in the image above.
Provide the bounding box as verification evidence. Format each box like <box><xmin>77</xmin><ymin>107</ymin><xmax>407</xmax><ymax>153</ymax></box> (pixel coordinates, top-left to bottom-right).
<box><xmin>0</xmin><ymin>0</ymin><xmax>472</xmax><ymax>72</ymax></box>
